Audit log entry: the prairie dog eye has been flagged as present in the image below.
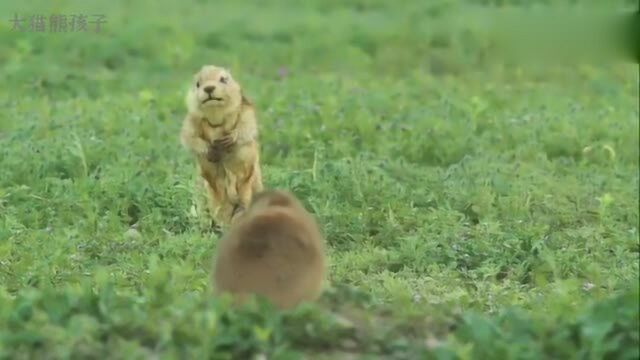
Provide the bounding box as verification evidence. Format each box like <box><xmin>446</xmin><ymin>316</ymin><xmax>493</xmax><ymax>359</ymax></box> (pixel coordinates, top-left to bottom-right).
<box><xmin>220</xmin><ymin>76</ymin><xmax>228</xmax><ymax>84</ymax></box>
<box><xmin>196</xmin><ymin>81</ymin><xmax>200</xmax><ymax>88</ymax></box>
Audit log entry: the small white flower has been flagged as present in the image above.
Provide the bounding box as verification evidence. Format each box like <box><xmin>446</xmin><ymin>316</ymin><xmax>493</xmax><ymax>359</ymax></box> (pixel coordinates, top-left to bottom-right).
<box><xmin>582</xmin><ymin>282</ymin><xmax>595</xmax><ymax>291</ymax></box>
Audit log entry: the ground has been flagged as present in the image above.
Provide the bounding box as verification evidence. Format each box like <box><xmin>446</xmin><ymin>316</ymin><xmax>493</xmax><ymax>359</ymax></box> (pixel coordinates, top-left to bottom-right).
<box><xmin>0</xmin><ymin>0</ymin><xmax>638</xmax><ymax>358</ymax></box>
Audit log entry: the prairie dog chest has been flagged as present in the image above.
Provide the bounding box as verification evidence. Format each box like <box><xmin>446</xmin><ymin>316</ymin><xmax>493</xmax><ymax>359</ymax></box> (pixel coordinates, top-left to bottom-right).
<box><xmin>201</xmin><ymin>124</ymin><xmax>226</xmax><ymax>143</ymax></box>
<box><xmin>199</xmin><ymin>115</ymin><xmax>235</xmax><ymax>143</ymax></box>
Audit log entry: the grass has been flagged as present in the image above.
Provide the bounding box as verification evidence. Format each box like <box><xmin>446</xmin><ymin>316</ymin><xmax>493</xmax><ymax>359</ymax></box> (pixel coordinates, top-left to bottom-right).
<box><xmin>0</xmin><ymin>0</ymin><xmax>639</xmax><ymax>358</ymax></box>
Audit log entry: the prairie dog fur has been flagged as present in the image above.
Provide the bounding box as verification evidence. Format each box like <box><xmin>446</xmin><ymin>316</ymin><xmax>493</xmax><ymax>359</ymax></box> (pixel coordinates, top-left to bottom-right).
<box><xmin>180</xmin><ymin>65</ymin><xmax>263</xmax><ymax>226</ymax></box>
<box><xmin>212</xmin><ymin>190</ymin><xmax>326</xmax><ymax>309</ymax></box>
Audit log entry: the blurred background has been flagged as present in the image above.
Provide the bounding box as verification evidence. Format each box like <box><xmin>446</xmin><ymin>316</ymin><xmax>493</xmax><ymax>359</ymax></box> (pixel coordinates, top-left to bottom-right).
<box><xmin>0</xmin><ymin>0</ymin><xmax>636</xmax><ymax>99</ymax></box>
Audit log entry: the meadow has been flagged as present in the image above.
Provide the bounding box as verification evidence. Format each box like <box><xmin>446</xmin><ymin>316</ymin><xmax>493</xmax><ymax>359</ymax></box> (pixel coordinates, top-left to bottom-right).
<box><xmin>0</xmin><ymin>0</ymin><xmax>638</xmax><ymax>358</ymax></box>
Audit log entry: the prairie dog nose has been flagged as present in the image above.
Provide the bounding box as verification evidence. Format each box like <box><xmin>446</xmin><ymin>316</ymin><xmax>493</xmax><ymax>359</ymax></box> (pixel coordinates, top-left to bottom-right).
<box><xmin>203</xmin><ymin>85</ymin><xmax>215</xmax><ymax>94</ymax></box>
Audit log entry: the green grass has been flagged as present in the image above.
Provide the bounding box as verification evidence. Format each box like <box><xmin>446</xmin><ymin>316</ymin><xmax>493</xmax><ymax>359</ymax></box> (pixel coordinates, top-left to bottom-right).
<box><xmin>1</xmin><ymin>0</ymin><xmax>638</xmax><ymax>358</ymax></box>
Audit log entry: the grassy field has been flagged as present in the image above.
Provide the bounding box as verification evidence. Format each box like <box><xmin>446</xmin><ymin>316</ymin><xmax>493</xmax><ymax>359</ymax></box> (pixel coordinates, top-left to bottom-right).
<box><xmin>0</xmin><ymin>0</ymin><xmax>638</xmax><ymax>358</ymax></box>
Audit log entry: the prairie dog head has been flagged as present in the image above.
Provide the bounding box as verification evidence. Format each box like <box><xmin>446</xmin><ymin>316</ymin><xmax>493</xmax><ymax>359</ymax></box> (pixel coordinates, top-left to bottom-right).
<box><xmin>212</xmin><ymin>189</ymin><xmax>326</xmax><ymax>309</ymax></box>
<box><xmin>186</xmin><ymin>65</ymin><xmax>242</xmax><ymax>114</ymax></box>
<box><xmin>247</xmin><ymin>189</ymin><xmax>301</xmax><ymax>213</ymax></box>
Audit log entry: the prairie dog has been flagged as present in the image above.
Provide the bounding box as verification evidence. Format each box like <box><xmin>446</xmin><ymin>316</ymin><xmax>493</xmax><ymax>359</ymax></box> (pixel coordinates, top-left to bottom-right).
<box><xmin>180</xmin><ymin>65</ymin><xmax>263</xmax><ymax>226</ymax></box>
<box><xmin>212</xmin><ymin>190</ymin><xmax>326</xmax><ymax>309</ymax></box>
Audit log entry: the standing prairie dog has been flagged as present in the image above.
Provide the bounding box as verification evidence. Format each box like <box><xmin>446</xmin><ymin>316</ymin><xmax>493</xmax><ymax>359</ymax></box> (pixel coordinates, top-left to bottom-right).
<box><xmin>212</xmin><ymin>190</ymin><xmax>326</xmax><ymax>310</ymax></box>
<box><xmin>180</xmin><ymin>65</ymin><xmax>263</xmax><ymax>227</ymax></box>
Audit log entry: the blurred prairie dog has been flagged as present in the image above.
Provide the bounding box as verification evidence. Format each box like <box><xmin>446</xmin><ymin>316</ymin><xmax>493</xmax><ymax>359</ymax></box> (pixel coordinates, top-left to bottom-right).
<box><xmin>212</xmin><ymin>190</ymin><xmax>326</xmax><ymax>309</ymax></box>
<box><xmin>180</xmin><ymin>65</ymin><xmax>263</xmax><ymax>227</ymax></box>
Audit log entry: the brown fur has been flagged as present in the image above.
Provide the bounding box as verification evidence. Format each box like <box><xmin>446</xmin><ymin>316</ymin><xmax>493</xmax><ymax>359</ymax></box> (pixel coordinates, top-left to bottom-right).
<box><xmin>212</xmin><ymin>190</ymin><xmax>326</xmax><ymax>309</ymax></box>
<box><xmin>180</xmin><ymin>65</ymin><xmax>263</xmax><ymax>227</ymax></box>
